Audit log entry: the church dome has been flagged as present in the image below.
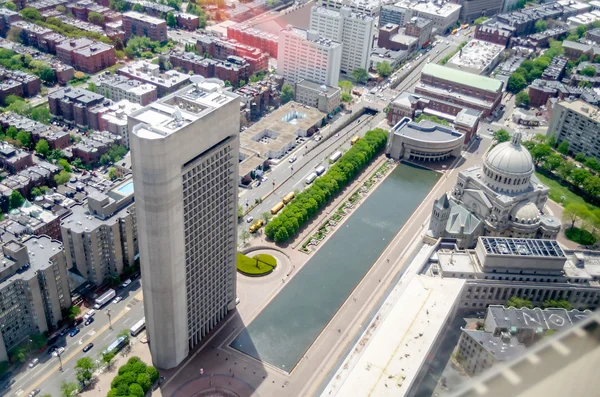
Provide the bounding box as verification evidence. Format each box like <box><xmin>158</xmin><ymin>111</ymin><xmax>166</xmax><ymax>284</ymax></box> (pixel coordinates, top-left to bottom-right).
<box><xmin>485</xmin><ymin>133</ymin><xmax>534</xmax><ymax>176</ymax></box>
<box><xmin>510</xmin><ymin>202</ymin><xmax>540</xmax><ymax>224</ymax></box>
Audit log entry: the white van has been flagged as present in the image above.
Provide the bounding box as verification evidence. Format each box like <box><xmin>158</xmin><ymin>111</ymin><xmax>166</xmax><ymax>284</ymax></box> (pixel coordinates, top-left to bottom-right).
<box><xmin>83</xmin><ymin>309</ymin><xmax>96</xmax><ymax>320</ymax></box>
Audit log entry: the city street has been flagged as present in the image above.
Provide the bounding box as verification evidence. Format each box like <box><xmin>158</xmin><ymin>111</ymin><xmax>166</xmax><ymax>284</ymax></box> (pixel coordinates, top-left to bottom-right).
<box><xmin>12</xmin><ymin>282</ymin><xmax>145</xmax><ymax>397</ymax></box>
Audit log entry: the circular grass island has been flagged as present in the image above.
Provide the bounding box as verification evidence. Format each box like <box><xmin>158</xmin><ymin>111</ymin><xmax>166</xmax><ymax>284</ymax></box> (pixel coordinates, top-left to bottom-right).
<box><xmin>565</xmin><ymin>227</ymin><xmax>597</xmax><ymax>246</ymax></box>
<box><xmin>237</xmin><ymin>252</ymin><xmax>278</xmax><ymax>276</ymax></box>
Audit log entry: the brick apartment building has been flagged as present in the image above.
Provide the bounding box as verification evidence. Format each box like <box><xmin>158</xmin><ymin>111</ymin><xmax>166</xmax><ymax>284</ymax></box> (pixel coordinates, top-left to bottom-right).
<box><xmin>0</xmin><ymin>9</ymin><xmax>21</xmax><ymax>36</ymax></box>
<box><xmin>0</xmin><ymin>68</ymin><xmax>41</xmax><ymax>104</ymax></box>
<box><xmin>474</xmin><ymin>21</ymin><xmax>514</xmax><ymax>47</ymax></box>
<box><xmin>39</xmin><ymin>32</ymin><xmax>67</xmax><ymax>54</ymax></box>
<box><xmin>56</xmin><ymin>38</ymin><xmax>116</xmax><ymax>74</ymax></box>
<box><xmin>48</xmin><ymin>87</ymin><xmax>105</xmax><ymax>127</ymax></box>
<box><xmin>123</xmin><ymin>11</ymin><xmax>167</xmax><ymax>42</ymax></box>
<box><xmin>175</xmin><ymin>12</ymin><xmax>199</xmax><ymax>31</ymax></box>
<box><xmin>169</xmin><ymin>51</ymin><xmax>250</xmax><ymax>87</ymax></box>
<box><xmin>227</xmin><ymin>24</ymin><xmax>279</xmax><ymax>57</ymax></box>
<box><xmin>0</xmin><ymin>144</ymin><xmax>33</xmax><ymax>174</ymax></box>
<box><xmin>10</xmin><ymin>21</ymin><xmax>53</xmax><ymax>48</ymax></box>
<box><xmin>195</xmin><ymin>34</ymin><xmax>268</xmax><ymax>74</ymax></box>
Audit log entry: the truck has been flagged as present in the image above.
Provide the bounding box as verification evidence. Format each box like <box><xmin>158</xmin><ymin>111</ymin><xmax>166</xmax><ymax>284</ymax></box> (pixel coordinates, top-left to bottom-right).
<box><xmin>94</xmin><ymin>289</ymin><xmax>116</xmax><ymax>309</ymax></box>
<box><xmin>315</xmin><ymin>165</ymin><xmax>326</xmax><ymax>176</ymax></box>
<box><xmin>329</xmin><ymin>151</ymin><xmax>342</xmax><ymax>163</ymax></box>
<box><xmin>305</xmin><ymin>173</ymin><xmax>317</xmax><ymax>185</ymax></box>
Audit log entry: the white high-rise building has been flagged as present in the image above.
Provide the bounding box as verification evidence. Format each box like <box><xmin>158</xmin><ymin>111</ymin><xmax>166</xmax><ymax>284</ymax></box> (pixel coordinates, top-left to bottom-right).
<box><xmin>129</xmin><ymin>78</ymin><xmax>239</xmax><ymax>369</ymax></box>
<box><xmin>277</xmin><ymin>27</ymin><xmax>342</xmax><ymax>87</ymax></box>
<box><xmin>309</xmin><ymin>6</ymin><xmax>375</xmax><ymax>74</ymax></box>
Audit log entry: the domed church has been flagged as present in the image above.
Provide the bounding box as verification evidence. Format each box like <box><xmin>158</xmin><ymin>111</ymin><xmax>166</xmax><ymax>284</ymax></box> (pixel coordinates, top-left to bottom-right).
<box><xmin>427</xmin><ymin>132</ymin><xmax>561</xmax><ymax>248</ymax></box>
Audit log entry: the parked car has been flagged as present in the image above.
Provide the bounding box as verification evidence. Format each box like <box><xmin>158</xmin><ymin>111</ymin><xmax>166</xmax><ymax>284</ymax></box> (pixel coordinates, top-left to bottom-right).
<box><xmin>28</xmin><ymin>359</ymin><xmax>39</xmax><ymax>368</ymax></box>
<box><xmin>59</xmin><ymin>328</ymin><xmax>69</xmax><ymax>336</ymax></box>
<box><xmin>73</xmin><ymin>317</ymin><xmax>83</xmax><ymax>326</ymax></box>
<box><xmin>48</xmin><ymin>346</ymin><xmax>57</xmax><ymax>355</ymax></box>
<box><xmin>69</xmin><ymin>328</ymin><xmax>80</xmax><ymax>337</ymax></box>
<box><xmin>113</xmin><ymin>296</ymin><xmax>123</xmax><ymax>304</ymax></box>
<box><xmin>246</xmin><ymin>216</ymin><xmax>254</xmax><ymax>223</ymax></box>
<box><xmin>82</xmin><ymin>343</ymin><xmax>94</xmax><ymax>353</ymax></box>
<box><xmin>28</xmin><ymin>389</ymin><xmax>40</xmax><ymax>397</ymax></box>
<box><xmin>52</xmin><ymin>347</ymin><xmax>65</xmax><ymax>357</ymax></box>
<box><xmin>122</xmin><ymin>279</ymin><xmax>132</xmax><ymax>287</ymax></box>
<box><xmin>84</xmin><ymin>317</ymin><xmax>94</xmax><ymax>326</ymax></box>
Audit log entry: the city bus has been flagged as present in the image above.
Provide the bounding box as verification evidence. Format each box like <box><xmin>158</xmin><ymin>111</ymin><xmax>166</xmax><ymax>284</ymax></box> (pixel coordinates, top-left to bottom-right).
<box><xmin>283</xmin><ymin>192</ymin><xmax>295</xmax><ymax>204</ymax></box>
<box><xmin>329</xmin><ymin>151</ymin><xmax>342</xmax><ymax>163</ymax></box>
<box><xmin>103</xmin><ymin>336</ymin><xmax>128</xmax><ymax>356</ymax></box>
<box><xmin>271</xmin><ymin>202</ymin><xmax>284</xmax><ymax>215</ymax></box>
<box><xmin>130</xmin><ymin>318</ymin><xmax>146</xmax><ymax>337</ymax></box>
<box><xmin>351</xmin><ymin>136</ymin><xmax>360</xmax><ymax>145</ymax></box>
<box><xmin>249</xmin><ymin>219</ymin><xmax>263</xmax><ymax>233</ymax></box>
<box><xmin>305</xmin><ymin>173</ymin><xmax>317</xmax><ymax>185</ymax></box>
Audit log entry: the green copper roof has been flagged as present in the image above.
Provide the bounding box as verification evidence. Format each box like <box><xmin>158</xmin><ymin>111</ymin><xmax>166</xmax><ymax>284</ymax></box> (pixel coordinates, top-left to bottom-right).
<box><xmin>422</xmin><ymin>63</ymin><xmax>503</xmax><ymax>93</ymax></box>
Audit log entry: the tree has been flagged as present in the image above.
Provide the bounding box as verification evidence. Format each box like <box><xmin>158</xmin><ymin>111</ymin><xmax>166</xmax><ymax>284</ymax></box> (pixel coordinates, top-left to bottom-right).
<box><xmin>16</xmin><ymin>130</ymin><xmax>31</xmax><ymax>147</ymax></box>
<box><xmin>101</xmin><ymin>351</ymin><xmax>116</xmax><ymax>369</ymax></box>
<box><xmin>530</xmin><ymin>144</ymin><xmax>552</xmax><ymax>164</ymax></box>
<box><xmin>75</xmin><ymin>357</ymin><xmax>97</xmax><ymax>385</ymax></box>
<box><xmin>64</xmin><ymin>305</ymin><xmax>81</xmax><ymax>321</ymax></box>
<box><xmin>6</xmin><ymin>126</ymin><xmax>18</xmax><ymax>139</ymax></box>
<box><xmin>30</xmin><ymin>333</ymin><xmax>47</xmax><ymax>350</ymax></box>
<box><xmin>376</xmin><ymin>61</ymin><xmax>392</xmax><ymax>78</ymax></box>
<box><xmin>581</xmin><ymin>65</ymin><xmax>596</xmax><ymax>77</ymax></box>
<box><xmin>281</xmin><ymin>83</ymin><xmax>294</xmax><ymax>104</ymax></box>
<box><xmin>20</xmin><ymin>8</ymin><xmax>42</xmax><ymax>22</ymax></box>
<box><xmin>563</xmin><ymin>203</ymin><xmax>590</xmax><ymax>230</ymax></box>
<box><xmin>507</xmin><ymin>73</ymin><xmax>527</xmax><ymax>93</ymax></box>
<box><xmin>60</xmin><ymin>381</ymin><xmax>78</xmax><ymax>397</ymax></box>
<box><xmin>543</xmin><ymin>299</ymin><xmax>573</xmax><ymax>310</ymax></box>
<box><xmin>6</xmin><ymin>98</ymin><xmax>30</xmax><ymax>115</ymax></box>
<box><xmin>338</xmin><ymin>80</ymin><xmax>352</xmax><ymax>93</ymax></box>
<box><xmin>341</xmin><ymin>92</ymin><xmax>352</xmax><ymax>103</ymax></box>
<box><xmin>240</xmin><ymin>229</ymin><xmax>250</xmax><ymax>244</ymax></box>
<box><xmin>100</xmin><ymin>153</ymin><xmax>112</xmax><ymax>166</ymax></box>
<box><xmin>238</xmin><ymin>79</ymin><xmax>246</xmax><ymax>88</ymax></box>
<box><xmin>9</xmin><ymin>190</ymin><xmax>24</xmax><ymax>209</ymax></box>
<box><xmin>575</xmin><ymin>152</ymin><xmax>587</xmax><ymax>162</ymax></box>
<box><xmin>58</xmin><ymin>158</ymin><xmax>72</xmax><ymax>172</ymax></box>
<box><xmin>543</xmin><ymin>153</ymin><xmax>562</xmax><ymax>171</ymax></box>
<box><xmin>506</xmin><ymin>296</ymin><xmax>533</xmax><ymax>309</ymax></box>
<box><xmin>515</xmin><ymin>91</ymin><xmax>529</xmax><ymax>108</ymax></box>
<box><xmin>4</xmin><ymin>2</ymin><xmax>16</xmax><ymax>11</ymax></box>
<box><xmin>238</xmin><ymin>205</ymin><xmax>244</xmax><ymax>219</ymax></box>
<box><xmin>166</xmin><ymin>11</ymin><xmax>177</xmax><ymax>27</ymax></box>
<box><xmin>54</xmin><ymin>170</ymin><xmax>71</xmax><ymax>185</ymax></box>
<box><xmin>352</xmin><ymin>68</ymin><xmax>368</xmax><ymax>84</ymax></box>
<box><xmin>87</xmin><ymin>82</ymin><xmax>97</xmax><ymax>93</ymax></box>
<box><xmin>136</xmin><ymin>373</ymin><xmax>151</xmax><ymax>392</ymax></box>
<box><xmin>49</xmin><ymin>149</ymin><xmax>65</xmax><ymax>161</ymax></box>
<box><xmin>88</xmin><ymin>11</ymin><xmax>105</xmax><ymax>26</ymax></box>
<box><xmin>535</xmin><ymin>19</ymin><xmax>547</xmax><ymax>33</ymax></box>
<box><xmin>129</xmin><ymin>383</ymin><xmax>144</xmax><ymax>397</ymax></box>
<box><xmin>31</xmin><ymin>106</ymin><xmax>51</xmax><ymax>124</ymax></box>
<box><xmin>56</xmin><ymin>5</ymin><xmax>66</xmax><ymax>12</ymax></box>
<box><xmin>493</xmin><ymin>129</ymin><xmax>510</xmax><ymax>143</ymax></box>
<box><xmin>557</xmin><ymin>141</ymin><xmax>569</xmax><ymax>155</ymax></box>
<box><xmin>108</xmin><ymin>167</ymin><xmax>118</xmax><ymax>180</ymax></box>
<box><xmin>6</xmin><ymin>27</ymin><xmax>22</xmax><ymax>43</ymax></box>
<box><xmin>132</xmin><ymin>3</ymin><xmax>144</xmax><ymax>12</ymax></box>
<box><xmin>571</xmin><ymin>168</ymin><xmax>591</xmax><ymax>186</ymax></box>
<box><xmin>261</xmin><ymin>211</ymin><xmax>272</xmax><ymax>224</ymax></box>
<box><xmin>474</xmin><ymin>16</ymin><xmax>489</xmax><ymax>25</ymax></box>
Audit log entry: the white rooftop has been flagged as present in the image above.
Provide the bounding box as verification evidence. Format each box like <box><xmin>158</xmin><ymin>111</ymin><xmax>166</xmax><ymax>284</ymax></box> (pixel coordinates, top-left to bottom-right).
<box><xmin>321</xmin><ymin>273</ymin><xmax>465</xmax><ymax>397</ymax></box>
<box><xmin>447</xmin><ymin>40</ymin><xmax>504</xmax><ymax>72</ymax></box>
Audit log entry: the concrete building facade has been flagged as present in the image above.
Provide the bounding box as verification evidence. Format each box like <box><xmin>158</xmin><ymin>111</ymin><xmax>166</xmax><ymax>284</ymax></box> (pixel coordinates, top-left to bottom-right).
<box><xmin>277</xmin><ymin>27</ymin><xmax>342</xmax><ymax>87</ymax></box>
<box><xmin>309</xmin><ymin>6</ymin><xmax>375</xmax><ymax>74</ymax></box>
<box><xmin>61</xmin><ymin>179</ymin><xmax>138</xmax><ymax>286</ymax></box>
<box><xmin>548</xmin><ymin>99</ymin><xmax>600</xmax><ymax>160</ymax></box>
<box><xmin>129</xmin><ymin>78</ymin><xmax>239</xmax><ymax>369</ymax></box>
<box><xmin>294</xmin><ymin>79</ymin><xmax>341</xmax><ymax>114</ymax></box>
<box><xmin>0</xmin><ymin>236</ymin><xmax>71</xmax><ymax>362</ymax></box>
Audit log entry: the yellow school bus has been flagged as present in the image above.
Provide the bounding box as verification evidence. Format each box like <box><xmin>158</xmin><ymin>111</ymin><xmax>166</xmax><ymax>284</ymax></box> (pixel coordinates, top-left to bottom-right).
<box><xmin>283</xmin><ymin>192</ymin><xmax>295</xmax><ymax>204</ymax></box>
<box><xmin>271</xmin><ymin>202</ymin><xmax>285</xmax><ymax>215</ymax></box>
<box><xmin>249</xmin><ymin>219</ymin><xmax>264</xmax><ymax>233</ymax></box>
<box><xmin>461</xmin><ymin>24</ymin><xmax>469</xmax><ymax>30</ymax></box>
<box><xmin>351</xmin><ymin>136</ymin><xmax>360</xmax><ymax>145</ymax></box>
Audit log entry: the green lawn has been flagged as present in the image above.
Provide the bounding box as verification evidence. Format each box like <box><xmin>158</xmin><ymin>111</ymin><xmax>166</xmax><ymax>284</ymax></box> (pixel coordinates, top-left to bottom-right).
<box><xmin>236</xmin><ymin>252</ymin><xmax>277</xmax><ymax>276</ymax></box>
<box><xmin>535</xmin><ymin>172</ymin><xmax>600</xmax><ymax>212</ymax></box>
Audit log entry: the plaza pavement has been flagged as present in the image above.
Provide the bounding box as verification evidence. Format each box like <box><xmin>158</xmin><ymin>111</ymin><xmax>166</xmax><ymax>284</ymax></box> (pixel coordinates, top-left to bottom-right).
<box><xmin>154</xmin><ymin>136</ymin><xmax>494</xmax><ymax>397</ymax></box>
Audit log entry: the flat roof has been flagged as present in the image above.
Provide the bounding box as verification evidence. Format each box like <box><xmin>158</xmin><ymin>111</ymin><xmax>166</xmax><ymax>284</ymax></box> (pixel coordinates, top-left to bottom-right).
<box><xmin>393</xmin><ymin>118</ymin><xmax>464</xmax><ymax>142</ymax></box>
<box><xmin>421</xmin><ymin>63</ymin><xmax>503</xmax><ymax>93</ymax></box>
<box><xmin>447</xmin><ymin>40</ymin><xmax>504</xmax><ymax>72</ymax></box>
<box><xmin>321</xmin><ymin>263</ymin><xmax>465</xmax><ymax>397</ymax></box>
<box><xmin>123</xmin><ymin>11</ymin><xmax>166</xmax><ymax>25</ymax></box>
<box><xmin>480</xmin><ymin>237</ymin><xmax>566</xmax><ymax>258</ymax></box>
<box><xmin>130</xmin><ymin>78</ymin><xmax>238</xmax><ymax>139</ymax></box>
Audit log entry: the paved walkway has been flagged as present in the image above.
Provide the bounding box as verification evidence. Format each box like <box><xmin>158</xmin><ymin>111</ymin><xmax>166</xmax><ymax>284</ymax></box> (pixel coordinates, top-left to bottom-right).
<box><xmin>156</xmin><ymin>137</ymin><xmax>492</xmax><ymax>397</ymax></box>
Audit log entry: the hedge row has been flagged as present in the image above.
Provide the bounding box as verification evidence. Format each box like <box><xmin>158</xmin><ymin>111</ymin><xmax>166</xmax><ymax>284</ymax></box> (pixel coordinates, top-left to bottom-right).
<box><xmin>264</xmin><ymin>128</ymin><xmax>388</xmax><ymax>243</ymax></box>
<box><xmin>108</xmin><ymin>357</ymin><xmax>159</xmax><ymax>397</ymax></box>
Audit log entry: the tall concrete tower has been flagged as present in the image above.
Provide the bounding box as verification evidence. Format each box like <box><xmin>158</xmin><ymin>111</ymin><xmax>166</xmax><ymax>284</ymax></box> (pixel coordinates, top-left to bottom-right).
<box><xmin>128</xmin><ymin>77</ymin><xmax>239</xmax><ymax>369</ymax></box>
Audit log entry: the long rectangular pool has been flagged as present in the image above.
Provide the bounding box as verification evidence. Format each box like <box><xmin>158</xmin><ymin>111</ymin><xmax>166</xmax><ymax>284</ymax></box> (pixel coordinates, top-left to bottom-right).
<box><xmin>230</xmin><ymin>163</ymin><xmax>440</xmax><ymax>371</ymax></box>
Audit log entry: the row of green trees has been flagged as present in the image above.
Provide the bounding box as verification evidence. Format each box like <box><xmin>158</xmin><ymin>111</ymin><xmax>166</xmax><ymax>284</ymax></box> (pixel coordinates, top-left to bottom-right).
<box><xmin>523</xmin><ymin>137</ymin><xmax>600</xmax><ymax>204</ymax></box>
<box><xmin>439</xmin><ymin>41</ymin><xmax>468</xmax><ymax>65</ymax></box>
<box><xmin>507</xmin><ymin>296</ymin><xmax>574</xmax><ymax>310</ymax></box>
<box><xmin>507</xmin><ymin>40</ymin><xmax>564</xmax><ymax>93</ymax></box>
<box><xmin>264</xmin><ymin>128</ymin><xmax>388</xmax><ymax>243</ymax></box>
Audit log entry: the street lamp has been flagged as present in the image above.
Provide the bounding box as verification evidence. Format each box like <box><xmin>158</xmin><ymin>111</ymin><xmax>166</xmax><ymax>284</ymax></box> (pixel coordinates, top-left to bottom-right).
<box><xmin>56</xmin><ymin>350</ymin><xmax>63</xmax><ymax>371</ymax></box>
<box><xmin>106</xmin><ymin>309</ymin><xmax>112</xmax><ymax>330</ymax></box>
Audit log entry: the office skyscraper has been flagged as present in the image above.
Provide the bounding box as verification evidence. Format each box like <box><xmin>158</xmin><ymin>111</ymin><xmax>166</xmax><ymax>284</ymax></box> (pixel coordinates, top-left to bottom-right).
<box><xmin>129</xmin><ymin>78</ymin><xmax>239</xmax><ymax>369</ymax></box>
